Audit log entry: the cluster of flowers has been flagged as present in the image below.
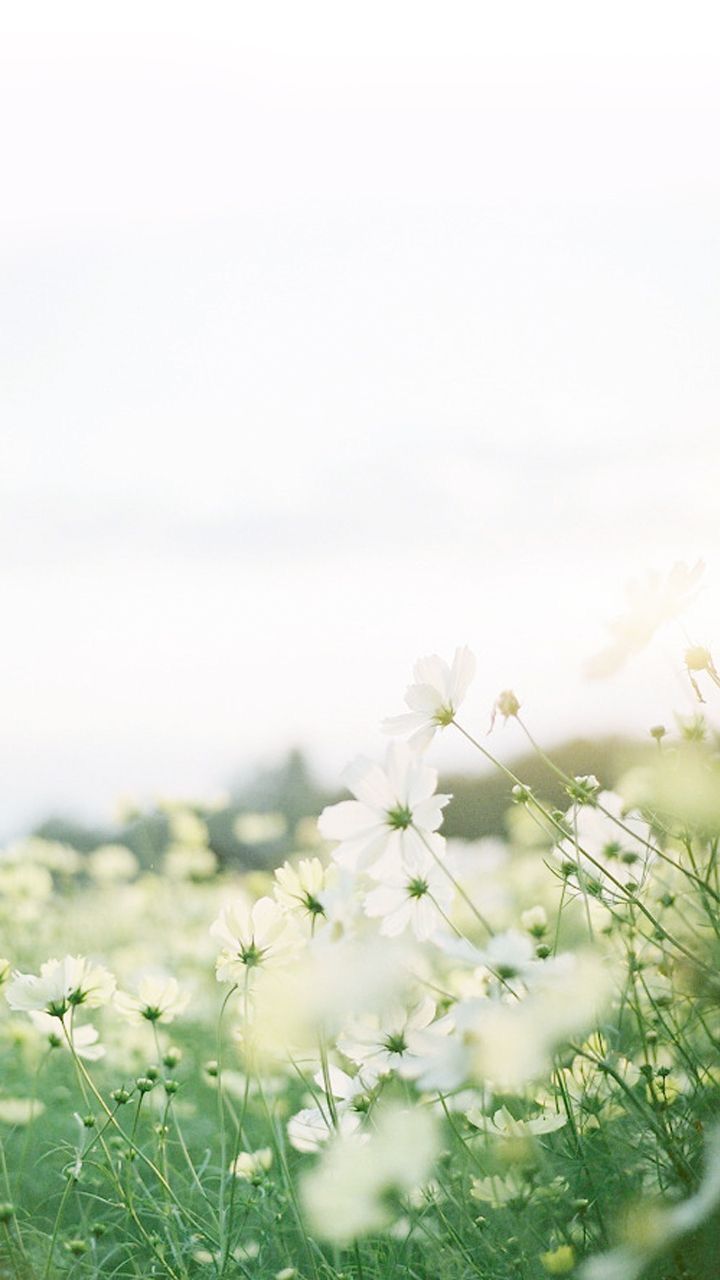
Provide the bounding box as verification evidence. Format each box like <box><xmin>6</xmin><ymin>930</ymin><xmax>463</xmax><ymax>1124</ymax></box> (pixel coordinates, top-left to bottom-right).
<box><xmin>4</xmin><ymin>600</ymin><xmax>720</xmax><ymax>1275</ymax></box>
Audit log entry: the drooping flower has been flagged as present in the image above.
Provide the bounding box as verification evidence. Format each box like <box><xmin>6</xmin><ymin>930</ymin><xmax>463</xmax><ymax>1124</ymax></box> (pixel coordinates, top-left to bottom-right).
<box><xmin>317</xmin><ymin>742</ymin><xmax>450</xmax><ymax>876</ymax></box>
<box><xmin>383</xmin><ymin>646</ymin><xmax>476</xmax><ymax>750</ymax></box>
<box><xmin>6</xmin><ymin>957</ymin><xmax>116</xmax><ymax>1018</ymax></box>
<box><xmin>115</xmin><ymin>975</ymin><xmax>190</xmax><ymax>1025</ymax></box>
<box><xmin>273</xmin><ymin>857</ymin><xmax>329</xmax><ymax>927</ymax></box>
<box><xmin>29</xmin><ymin>1010</ymin><xmax>106</xmax><ymax>1061</ymax></box>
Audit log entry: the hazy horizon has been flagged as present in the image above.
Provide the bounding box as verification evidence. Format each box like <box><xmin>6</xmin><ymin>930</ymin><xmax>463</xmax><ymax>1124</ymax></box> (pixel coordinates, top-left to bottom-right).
<box><xmin>2</xmin><ymin>3</ymin><xmax>719</xmax><ymax>835</ymax></box>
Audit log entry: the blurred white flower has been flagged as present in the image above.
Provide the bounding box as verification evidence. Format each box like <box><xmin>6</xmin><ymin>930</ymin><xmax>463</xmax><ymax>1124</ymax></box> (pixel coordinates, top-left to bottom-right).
<box><xmin>301</xmin><ymin>1104</ymin><xmax>439</xmax><ymax>1244</ymax></box>
<box><xmin>470</xmin><ymin>1171</ymin><xmax>527</xmax><ymax>1207</ymax></box>
<box><xmin>115</xmin><ymin>975</ymin><xmax>189</xmax><ymax>1025</ymax></box>
<box><xmin>0</xmin><ymin>1097</ymin><xmax>45</xmax><ymax>1126</ymax></box>
<box><xmin>479</xmin><ymin>930</ymin><xmax>542</xmax><ymax>985</ymax></box>
<box><xmin>87</xmin><ymin>844</ymin><xmax>139</xmax><ymax>884</ymax></box>
<box><xmin>167</xmin><ymin>809</ymin><xmax>209</xmax><ymax>847</ymax></box>
<box><xmin>288</xmin><ymin>1105</ymin><xmax>361</xmax><ymax>1153</ymax></box>
<box><xmin>29</xmin><ymin>1010</ymin><xmax>105</xmax><ymax>1061</ymax></box>
<box><xmin>383</xmin><ymin>646</ymin><xmax>476</xmax><ymax>750</ymax></box>
<box><xmin>6</xmin><ymin>957</ymin><xmax>116</xmax><ymax>1018</ymax></box>
<box><xmin>318</xmin><ymin>742</ymin><xmax>449</xmax><ymax>876</ymax></box>
<box><xmin>586</xmin><ymin>560</ymin><xmax>704</xmax><ymax>679</ymax></box>
<box><xmin>229</xmin><ymin>1148</ymin><xmax>273</xmax><ymax>1179</ymax></box>
<box><xmin>164</xmin><ymin>844</ymin><xmax>217</xmax><ymax>881</ymax></box>
<box><xmin>395</xmin><ymin>1012</ymin><xmax>466</xmax><ymax>1092</ymax></box>
<box><xmin>234</xmin><ymin>812</ymin><xmax>287</xmax><ymax>845</ymax></box>
<box><xmin>287</xmin><ymin>1066</ymin><xmax>370</xmax><ymax>1153</ymax></box>
<box><xmin>556</xmin><ymin>790</ymin><xmax>654</xmax><ymax>888</ymax></box>
<box><xmin>338</xmin><ymin>996</ymin><xmax>437</xmax><ymax>1078</ymax></box>
<box><xmin>581</xmin><ymin>1126</ymin><xmax>720</xmax><ymax>1280</ymax></box>
<box><xmin>467</xmin><ymin>1104</ymin><xmax>566</xmax><ymax>1138</ymax></box>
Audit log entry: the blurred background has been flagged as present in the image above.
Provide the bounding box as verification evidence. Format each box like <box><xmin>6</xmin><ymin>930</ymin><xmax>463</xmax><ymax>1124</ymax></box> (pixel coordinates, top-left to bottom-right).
<box><xmin>2</xmin><ymin>1</ymin><xmax>719</xmax><ymax>837</ymax></box>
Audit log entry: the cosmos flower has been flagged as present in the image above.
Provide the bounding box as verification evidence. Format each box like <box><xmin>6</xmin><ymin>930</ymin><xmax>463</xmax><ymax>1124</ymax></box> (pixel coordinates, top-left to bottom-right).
<box><xmin>586</xmin><ymin>560</ymin><xmax>704</xmax><ymax>679</ymax></box>
<box><xmin>273</xmin><ymin>857</ymin><xmax>329</xmax><ymax>926</ymax></box>
<box><xmin>383</xmin><ymin>646</ymin><xmax>476</xmax><ymax>750</ymax></box>
<box><xmin>287</xmin><ymin>1065</ymin><xmax>371</xmax><ymax>1153</ymax></box>
<box><xmin>555</xmin><ymin>790</ymin><xmax>655</xmax><ymax>889</ymax></box>
<box><xmin>115</xmin><ymin>974</ymin><xmax>190</xmax><ymax>1025</ymax></box>
<box><xmin>301</xmin><ymin>1104</ymin><xmax>439</xmax><ymax>1245</ymax></box>
<box><xmin>29</xmin><ymin>1010</ymin><xmax>106</xmax><ymax>1061</ymax></box>
<box><xmin>211</xmin><ymin>896</ymin><xmax>297</xmax><ymax>985</ymax></box>
<box><xmin>229</xmin><ymin>1148</ymin><xmax>273</xmax><ymax>1179</ymax></box>
<box><xmin>363</xmin><ymin>844</ymin><xmax>454</xmax><ymax>940</ymax></box>
<box><xmin>6</xmin><ymin>957</ymin><xmax>115</xmax><ymax>1018</ymax></box>
<box><xmin>338</xmin><ymin>996</ymin><xmax>437</xmax><ymax>1078</ymax></box>
<box><xmin>318</xmin><ymin>742</ymin><xmax>450</xmax><ymax>876</ymax></box>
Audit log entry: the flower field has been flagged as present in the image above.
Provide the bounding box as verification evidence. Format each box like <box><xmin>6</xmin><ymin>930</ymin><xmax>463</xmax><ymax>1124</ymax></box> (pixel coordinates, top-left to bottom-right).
<box><xmin>3</xmin><ymin>605</ymin><xmax>720</xmax><ymax>1279</ymax></box>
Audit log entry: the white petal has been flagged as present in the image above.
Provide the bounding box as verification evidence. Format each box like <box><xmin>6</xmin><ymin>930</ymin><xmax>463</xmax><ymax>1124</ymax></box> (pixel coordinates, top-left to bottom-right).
<box><xmin>318</xmin><ymin>800</ymin><xmax>378</xmax><ymax>841</ymax></box>
<box><xmin>412</xmin><ymin>654</ymin><xmax>451</xmax><ymax>698</ymax></box>
<box><xmin>343</xmin><ymin>758</ymin><xmax>395</xmax><ymax>811</ymax></box>
<box><xmin>405</xmin><ymin>683</ymin><xmax>443</xmax><ymax>714</ymax></box>
<box><xmin>449</xmin><ymin>646</ymin><xmax>476</xmax><ymax>707</ymax></box>
<box><xmin>382</xmin><ymin>711</ymin><xmax>428</xmax><ymax>736</ymax></box>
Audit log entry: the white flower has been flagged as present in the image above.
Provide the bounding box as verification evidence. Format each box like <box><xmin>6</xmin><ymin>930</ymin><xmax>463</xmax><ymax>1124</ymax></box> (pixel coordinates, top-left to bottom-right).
<box><xmin>301</xmin><ymin>1104</ymin><xmax>440</xmax><ymax>1245</ymax></box>
<box><xmin>87</xmin><ymin>844</ymin><xmax>139</xmax><ymax>884</ymax></box>
<box><xmin>467</xmin><ymin>1104</ymin><xmax>566</xmax><ymax>1138</ymax></box>
<box><xmin>6</xmin><ymin>957</ymin><xmax>116</xmax><ymax>1018</ymax></box>
<box><xmin>0</xmin><ymin>1097</ymin><xmax>45</xmax><ymax>1126</ymax></box>
<box><xmin>338</xmin><ymin>996</ymin><xmax>437</xmax><ymax>1078</ymax></box>
<box><xmin>556</xmin><ymin>790</ymin><xmax>655</xmax><ymax>888</ymax></box>
<box><xmin>29</xmin><ymin>1011</ymin><xmax>105</xmax><ymax>1061</ymax></box>
<box><xmin>395</xmin><ymin>1012</ymin><xmax>467</xmax><ymax>1092</ymax></box>
<box><xmin>287</xmin><ymin>1066</ymin><xmax>370</xmax><ymax>1153</ymax></box>
<box><xmin>273</xmin><ymin>857</ymin><xmax>328</xmax><ymax>926</ymax></box>
<box><xmin>318</xmin><ymin>742</ymin><xmax>450</xmax><ymax>876</ymax></box>
<box><xmin>210</xmin><ymin>896</ymin><xmax>296</xmax><ymax>985</ymax></box>
<box><xmin>586</xmin><ymin>560</ymin><xmax>704</xmax><ymax>679</ymax></box>
<box><xmin>383</xmin><ymin>646</ymin><xmax>476</xmax><ymax>750</ymax></box>
<box><xmin>115</xmin><ymin>975</ymin><xmax>190</xmax><ymax>1025</ymax></box>
<box><xmin>363</xmin><ymin>845</ymin><xmax>453</xmax><ymax>940</ymax></box>
<box><xmin>479</xmin><ymin>930</ymin><xmax>541</xmax><ymax>985</ymax></box>
<box><xmin>229</xmin><ymin>1147</ymin><xmax>273</xmax><ymax>1179</ymax></box>
<box><xmin>164</xmin><ymin>844</ymin><xmax>217</xmax><ymax>881</ymax></box>
<box><xmin>470</xmin><ymin>1171</ymin><xmax>527</xmax><ymax>1207</ymax></box>
<box><xmin>288</xmin><ymin>1103</ymin><xmax>362</xmax><ymax>1154</ymax></box>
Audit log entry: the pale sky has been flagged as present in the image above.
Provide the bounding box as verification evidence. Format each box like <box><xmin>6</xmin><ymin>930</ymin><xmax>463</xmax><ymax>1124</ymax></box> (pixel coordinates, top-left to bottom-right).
<box><xmin>1</xmin><ymin>2</ymin><xmax>719</xmax><ymax>834</ymax></box>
